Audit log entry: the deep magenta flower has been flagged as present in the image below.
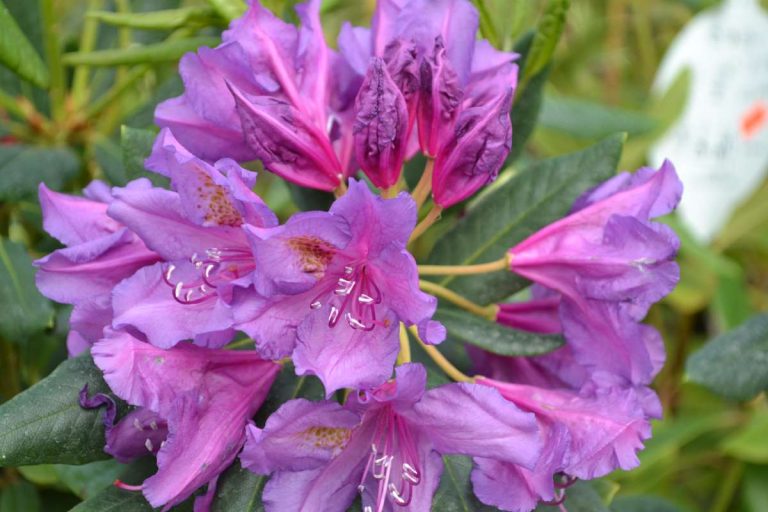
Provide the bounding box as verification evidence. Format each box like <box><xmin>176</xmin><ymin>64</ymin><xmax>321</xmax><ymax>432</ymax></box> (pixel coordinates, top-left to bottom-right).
<box><xmin>106</xmin><ymin>129</ymin><xmax>277</xmax><ymax>349</ymax></box>
<box><xmin>156</xmin><ymin>0</ymin><xmax>357</xmax><ymax>191</ymax></box>
<box><xmin>339</xmin><ymin>0</ymin><xmax>518</xmax><ymax>205</ymax></box>
<box><xmin>92</xmin><ymin>329</ymin><xmax>280</xmax><ymax>511</ymax></box>
<box><xmin>506</xmin><ymin>161</ymin><xmax>682</xmax><ymax>385</ymax></box>
<box><xmin>238</xmin><ymin>179</ymin><xmax>442</xmax><ymax>393</ymax></box>
<box><xmin>241</xmin><ymin>363</ymin><xmax>540</xmax><ymax>512</ymax></box>
<box><xmin>495</xmin><ymin>286</ymin><xmax>562</xmax><ymax>335</ymax></box>
<box><xmin>34</xmin><ymin>181</ymin><xmax>160</xmax><ymax>355</ymax></box>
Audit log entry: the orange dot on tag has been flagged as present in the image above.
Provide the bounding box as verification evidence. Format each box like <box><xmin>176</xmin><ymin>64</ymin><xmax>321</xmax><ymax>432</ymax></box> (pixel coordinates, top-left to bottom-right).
<box><xmin>741</xmin><ymin>101</ymin><xmax>768</xmax><ymax>139</ymax></box>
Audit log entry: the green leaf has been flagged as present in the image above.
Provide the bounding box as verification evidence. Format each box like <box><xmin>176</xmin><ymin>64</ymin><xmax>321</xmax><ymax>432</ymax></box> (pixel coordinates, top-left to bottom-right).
<box><xmin>55</xmin><ymin>459</ymin><xmax>125</xmax><ymax>499</ymax></box>
<box><xmin>0</xmin><ymin>145</ymin><xmax>80</xmax><ymax>201</ymax></box>
<box><xmin>0</xmin><ymin>237</ymin><xmax>54</xmax><ymax>341</ymax></box>
<box><xmin>429</xmin><ymin>134</ymin><xmax>625</xmax><ymax>304</ymax></box>
<box><xmin>742</xmin><ymin>464</ymin><xmax>768</xmax><ymax>512</ymax></box>
<box><xmin>206</xmin><ymin>0</ymin><xmax>247</xmax><ymax>21</ymax></box>
<box><xmin>508</xmin><ymin>33</ymin><xmax>549</xmax><ymax>163</ymax></box>
<box><xmin>62</xmin><ymin>37</ymin><xmax>220</xmax><ymax>67</ymax></box>
<box><xmin>686</xmin><ymin>314</ymin><xmax>768</xmax><ymax>401</ymax></box>
<box><xmin>435</xmin><ymin>308</ymin><xmax>563</xmax><ymax>356</ymax></box>
<box><xmin>286</xmin><ymin>182</ymin><xmax>334</xmax><ymax>212</ymax></box>
<box><xmin>431</xmin><ymin>455</ymin><xmax>497</xmax><ymax>511</ymax></box>
<box><xmin>120</xmin><ymin>125</ymin><xmax>168</xmax><ymax>187</ymax></box>
<box><xmin>0</xmin><ymin>0</ymin><xmax>49</xmax><ymax>87</ymax></box>
<box><xmin>0</xmin><ymin>353</ymin><xmax>123</xmax><ymax>466</ymax></box>
<box><xmin>520</xmin><ymin>0</ymin><xmax>570</xmax><ymax>87</ymax></box>
<box><xmin>539</xmin><ymin>95</ymin><xmax>657</xmax><ymax>140</ymax></box>
<box><xmin>87</xmin><ymin>6</ymin><xmax>220</xmax><ymax>30</ymax></box>
<box><xmin>212</xmin><ymin>465</ymin><xmax>265</xmax><ymax>512</ymax></box>
<box><xmin>0</xmin><ymin>480</ymin><xmax>41</xmax><ymax>512</ymax></box>
<box><xmin>721</xmin><ymin>409</ymin><xmax>768</xmax><ymax>463</ymax></box>
<box><xmin>69</xmin><ymin>459</ymin><xmax>159</xmax><ymax>512</ymax></box>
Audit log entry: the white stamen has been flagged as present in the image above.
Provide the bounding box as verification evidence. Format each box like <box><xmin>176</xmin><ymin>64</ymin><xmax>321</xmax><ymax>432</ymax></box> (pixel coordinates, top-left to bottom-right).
<box><xmin>344</xmin><ymin>265</ymin><xmax>354</xmax><ymax>276</ymax></box>
<box><xmin>133</xmin><ymin>418</ymin><xmax>143</xmax><ymax>431</ymax></box>
<box><xmin>310</xmin><ymin>300</ymin><xmax>322</xmax><ymax>310</ymax></box>
<box><xmin>328</xmin><ymin>306</ymin><xmax>340</xmax><ymax>326</ymax></box>
<box><xmin>389</xmin><ymin>484</ymin><xmax>407</xmax><ymax>505</ymax></box>
<box><xmin>358</xmin><ymin>294</ymin><xmax>374</xmax><ymax>304</ymax></box>
<box><xmin>145</xmin><ymin>438</ymin><xmax>154</xmax><ymax>452</ymax></box>
<box><xmin>149</xmin><ymin>420</ymin><xmax>158</xmax><ymax>431</ymax></box>
<box><xmin>164</xmin><ymin>264</ymin><xmax>176</xmax><ymax>282</ymax></box>
<box><xmin>346</xmin><ymin>313</ymin><xmax>367</xmax><ymax>330</ymax></box>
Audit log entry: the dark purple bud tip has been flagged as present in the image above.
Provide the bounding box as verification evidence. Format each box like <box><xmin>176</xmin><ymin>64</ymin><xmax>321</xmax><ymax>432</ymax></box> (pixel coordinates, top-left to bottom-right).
<box><xmin>79</xmin><ymin>383</ymin><xmax>117</xmax><ymax>435</ymax></box>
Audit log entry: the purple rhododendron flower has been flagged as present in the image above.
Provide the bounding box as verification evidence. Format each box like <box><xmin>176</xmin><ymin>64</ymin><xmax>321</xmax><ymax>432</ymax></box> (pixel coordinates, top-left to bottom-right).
<box><xmin>468</xmin><ymin>344</ymin><xmax>658</xmax><ymax>512</ymax></box>
<box><xmin>506</xmin><ymin>160</ymin><xmax>682</xmax><ymax>385</ymax></box>
<box><xmin>34</xmin><ymin>182</ymin><xmax>160</xmax><ymax>355</ymax></box>
<box><xmin>241</xmin><ymin>363</ymin><xmax>540</xmax><ymax>512</ymax></box>
<box><xmin>92</xmin><ymin>329</ymin><xmax>280</xmax><ymax>511</ymax></box>
<box><xmin>239</xmin><ymin>179</ymin><xmax>442</xmax><ymax>393</ymax></box>
<box><xmin>107</xmin><ymin>130</ymin><xmax>277</xmax><ymax>349</ymax></box>
<box><xmin>495</xmin><ymin>285</ymin><xmax>562</xmax><ymax>335</ymax></box>
<box><xmin>156</xmin><ymin>0</ymin><xmax>357</xmax><ymax>191</ymax></box>
<box><xmin>339</xmin><ymin>0</ymin><xmax>517</xmax><ymax>206</ymax></box>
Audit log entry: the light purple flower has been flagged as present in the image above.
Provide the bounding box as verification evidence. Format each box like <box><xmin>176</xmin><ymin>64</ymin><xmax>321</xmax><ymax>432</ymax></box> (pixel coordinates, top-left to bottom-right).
<box><xmin>34</xmin><ymin>182</ymin><xmax>160</xmax><ymax>355</ymax></box>
<box><xmin>92</xmin><ymin>329</ymin><xmax>280</xmax><ymax>511</ymax></box>
<box><xmin>496</xmin><ymin>296</ymin><xmax>561</xmax><ymax>335</ymax></box>
<box><xmin>156</xmin><ymin>0</ymin><xmax>357</xmax><ymax>191</ymax></box>
<box><xmin>472</xmin><ymin>376</ymin><xmax>654</xmax><ymax>512</ymax></box>
<box><xmin>107</xmin><ymin>130</ymin><xmax>277</xmax><ymax>349</ymax></box>
<box><xmin>506</xmin><ymin>161</ymin><xmax>682</xmax><ymax>385</ymax></box>
<box><xmin>238</xmin><ymin>180</ymin><xmax>442</xmax><ymax>393</ymax></box>
<box><xmin>241</xmin><ymin>363</ymin><xmax>540</xmax><ymax>512</ymax></box>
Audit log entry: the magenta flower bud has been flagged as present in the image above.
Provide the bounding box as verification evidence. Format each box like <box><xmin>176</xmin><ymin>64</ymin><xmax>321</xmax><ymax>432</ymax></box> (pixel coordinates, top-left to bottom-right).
<box><xmin>432</xmin><ymin>87</ymin><xmax>513</xmax><ymax>207</ymax></box>
<box><xmin>353</xmin><ymin>57</ymin><xmax>410</xmax><ymax>189</ymax></box>
<box><xmin>496</xmin><ymin>296</ymin><xmax>562</xmax><ymax>335</ymax></box>
<box><xmin>417</xmin><ymin>36</ymin><xmax>463</xmax><ymax>157</ymax></box>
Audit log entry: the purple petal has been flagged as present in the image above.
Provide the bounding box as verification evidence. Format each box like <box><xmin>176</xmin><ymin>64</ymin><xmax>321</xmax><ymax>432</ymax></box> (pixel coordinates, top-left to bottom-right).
<box><xmin>35</xmin><ymin>228</ymin><xmax>158</xmax><ymax>304</ymax></box>
<box><xmin>496</xmin><ymin>297</ymin><xmax>562</xmax><ymax>335</ymax></box>
<box><xmin>403</xmin><ymin>383</ymin><xmax>541</xmax><ymax>469</ymax></box>
<box><xmin>244</xmin><ymin>211</ymin><xmax>350</xmax><ymax>297</ymax></box>
<box><xmin>353</xmin><ymin>57</ymin><xmax>409</xmax><ymax>189</ymax></box>
<box><xmin>293</xmin><ymin>311</ymin><xmax>400</xmax><ymax>396</ymax></box>
<box><xmin>108</xmin><ymin>183</ymin><xmax>247</xmax><ymax>262</ymax></box>
<box><xmin>106</xmin><ymin>408</ymin><xmax>168</xmax><ymax>463</ymax></box>
<box><xmin>418</xmin><ymin>319</ymin><xmax>446</xmax><ymax>345</ymax></box>
<box><xmin>241</xmin><ymin>398</ymin><xmax>360</xmax><ymax>475</ymax></box>
<box><xmin>111</xmin><ymin>262</ymin><xmax>235</xmax><ymax>349</ymax></box>
<box><xmin>38</xmin><ymin>184</ymin><xmax>118</xmax><ymax>246</ymax></box>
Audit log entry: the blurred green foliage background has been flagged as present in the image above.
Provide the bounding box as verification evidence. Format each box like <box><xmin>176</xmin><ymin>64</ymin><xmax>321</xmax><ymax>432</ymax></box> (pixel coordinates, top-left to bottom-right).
<box><xmin>1</xmin><ymin>1</ymin><xmax>767</xmax><ymax>511</ymax></box>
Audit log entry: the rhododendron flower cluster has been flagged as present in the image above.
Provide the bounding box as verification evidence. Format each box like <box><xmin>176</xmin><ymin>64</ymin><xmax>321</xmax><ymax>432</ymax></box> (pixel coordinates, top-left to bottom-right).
<box><xmin>33</xmin><ymin>1</ymin><xmax>683</xmax><ymax>511</ymax></box>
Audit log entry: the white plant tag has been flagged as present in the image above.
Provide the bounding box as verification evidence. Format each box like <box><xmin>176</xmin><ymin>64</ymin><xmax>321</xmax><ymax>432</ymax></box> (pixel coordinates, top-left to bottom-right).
<box><xmin>650</xmin><ymin>0</ymin><xmax>768</xmax><ymax>242</ymax></box>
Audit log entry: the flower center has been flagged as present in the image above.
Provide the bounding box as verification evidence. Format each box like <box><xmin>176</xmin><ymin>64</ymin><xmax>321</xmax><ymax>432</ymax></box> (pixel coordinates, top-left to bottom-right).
<box><xmin>309</xmin><ymin>264</ymin><xmax>384</xmax><ymax>331</ymax></box>
<box><xmin>359</xmin><ymin>408</ymin><xmax>422</xmax><ymax>511</ymax></box>
<box><xmin>162</xmin><ymin>247</ymin><xmax>255</xmax><ymax>304</ymax></box>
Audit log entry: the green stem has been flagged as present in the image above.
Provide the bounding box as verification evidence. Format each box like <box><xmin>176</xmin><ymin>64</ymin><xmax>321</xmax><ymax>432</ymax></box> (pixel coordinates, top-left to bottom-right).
<box><xmin>419</xmin><ymin>280</ymin><xmax>497</xmax><ymax>320</ymax></box>
<box><xmin>85</xmin><ymin>65</ymin><xmax>149</xmax><ymax>121</ymax></box>
<box><xmin>408</xmin><ymin>326</ymin><xmax>473</xmax><ymax>383</ymax></box>
<box><xmin>710</xmin><ymin>460</ymin><xmax>743</xmax><ymax>512</ymax></box>
<box><xmin>418</xmin><ymin>255</ymin><xmax>510</xmax><ymax>276</ymax></box>
<box><xmin>40</xmin><ymin>0</ymin><xmax>66</xmax><ymax>123</ymax></box>
<box><xmin>72</xmin><ymin>0</ymin><xmax>104</xmax><ymax>107</ymax></box>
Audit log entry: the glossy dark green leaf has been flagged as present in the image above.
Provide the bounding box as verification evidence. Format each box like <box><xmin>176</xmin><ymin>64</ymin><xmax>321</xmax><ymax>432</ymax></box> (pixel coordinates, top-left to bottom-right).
<box><xmin>508</xmin><ymin>33</ymin><xmax>549</xmax><ymax>163</ymax></box>
<box><xmin>0</xmin><ymin>145</ymin><xmax>80</xmax><ymax>201</ymax></box>
<box><xmin>436</xmin><ymin>308</ymin><xmax>563</xmax><ymax>356</ymax></box>
<box><xmin>686</xmin><ymin>314</ymin><xmax>768</xmax><ymax>401</ymax></box>
<box><xmin>431</xmin><ymin>455</ymin><xmax>497</xmax><ymax>511</ymax></box>
<box><xmin>68</xmin><ymin>459</ymin><xmax>159</xmax><ymax>512</ymax></box>
<box><xmin>0</xmin><ymin>237</ymin><xmax>54</xmax><ymax>341</ymax></box>
<box><xmin>428</xmin><ymin>134</ymin><xmax>625</xmax><ymax>304</ymax></box>
<box><xmin>62</xmin><ymin>37</ymin><xmax>219</xmax><ymax>66</ymax></box>
<box><xmin>0</xmin><ymin>0</ymin><xmax>49</xmax><ymax>87</ymax></box>
<box><xmin>55</xmin><ymin>459</ymin><xmax>125</xmax><ymax>500</ymax></box>
<box><xmin>286</xmin><ymin>182</ymin><xmax>334</xmax><ymax>212</ymax></box>
<box><xmin>120</xmin><ymin>125</ymin><xmax>168</xmax><ymax>187</ymax></box>
<box><xmin>0</xmin><ymin>353</ymin><xmax>123</xmax><ymax>466</ymax></box>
